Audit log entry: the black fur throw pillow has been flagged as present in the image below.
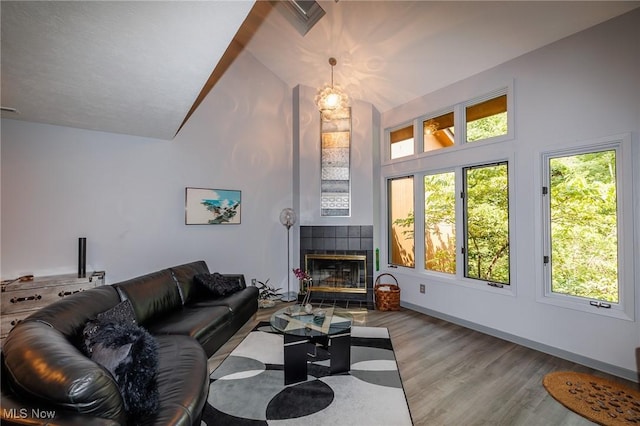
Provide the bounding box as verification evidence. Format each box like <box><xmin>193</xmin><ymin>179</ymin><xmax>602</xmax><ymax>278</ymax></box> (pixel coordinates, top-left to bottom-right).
<box><xmin>84</xmin><ymin>318</ymin><xmax>159</xmax><ymax>418</ymax></box>
<box><xmin>84</xmin><ymin>300</ymin><xmax>137</xmax><ymax>353</ymax></box>
<box><xmin>194</xmin><ymin>272</ymin><xmax>243</xmax><ymax>297</ymax></box>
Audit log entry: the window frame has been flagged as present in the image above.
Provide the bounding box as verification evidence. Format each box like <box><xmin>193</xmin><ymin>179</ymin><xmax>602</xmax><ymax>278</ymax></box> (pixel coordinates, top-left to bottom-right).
<box><xmin>388</xmin><ymin>121</ymin><xmax>416</xmax><ymax>160</ymax></box>
<box><xmin>384</xmin><ymin>156</ymin><xmax>516</xmax><ymax>295</ymax></box>
<box><xmin>421</xmin><ymin>108</ymin><xmax>456</xmax><ymax>154</ymax></box>
<box><xmin>382</xmin><ymin>84</ymin><xmax>517</xmax><ymax>296</ymax></box>
<box><xmin>384</xmin><ymin>83</ymin><xmax>514</xmax><ymax>164</ymax></box>
<box><xmin>387</xmin><ymin>174</ymin><xmax>416</xmax><ymax>268</ymax></box>
<box><xmin>462</xmin><ymin>161</ymin><xmax>511</xmax><ymax>286</ymax></box>
<box><xmin>463</xmin><ymin>90</ymin><xmax>510</xmax><ymax>144</ymax></box>
<box><xmin>538</xmin><ymin>133</ymin><xmax>635</xmax><ymax>321</ymax></box>
<box><xmin>423</xmin><ymin>169</ymin><xmax>457</xmax><ymax>275</ymax></box>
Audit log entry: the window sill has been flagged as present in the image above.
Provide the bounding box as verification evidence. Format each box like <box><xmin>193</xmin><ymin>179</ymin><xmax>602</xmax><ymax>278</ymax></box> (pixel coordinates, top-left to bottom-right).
<box><xmin>536</xmin><ymin>293</ymin><xmax>634</xmax><ymax>322</ymax></box>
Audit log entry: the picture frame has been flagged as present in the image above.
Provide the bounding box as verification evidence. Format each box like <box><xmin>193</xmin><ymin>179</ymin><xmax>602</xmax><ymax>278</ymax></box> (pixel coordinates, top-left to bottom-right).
<box><xmin>185</xmin><ymin>187</ymin><xmax>241</xmax><ymax>225</ymax></box>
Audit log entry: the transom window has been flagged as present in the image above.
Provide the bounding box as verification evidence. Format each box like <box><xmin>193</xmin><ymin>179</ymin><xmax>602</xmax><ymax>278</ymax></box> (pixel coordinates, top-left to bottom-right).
<box><xmin>423</xmin><ymin>111</ymin><xmax>454</xmax><ymax>153</ymax></box>
<box><xmin>390</xmin><ymin>125</ymin><xmax>414</xmax><ymax>159</ymax></box>
<box><xmin>386</xmin><ymin>86</ymin><xmax>511</xmax><ymax>162</ymax></box>
<box><xmin>466</xmin><ymin>94</ymin><xmax>507</xmax><ymax>142</ymax></box>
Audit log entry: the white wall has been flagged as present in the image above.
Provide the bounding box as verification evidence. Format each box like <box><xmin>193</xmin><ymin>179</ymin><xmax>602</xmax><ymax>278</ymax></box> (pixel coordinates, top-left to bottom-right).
<box><xmin>295</xmin><ymin>85</ymin><xmax>377</xmax><ymax>226</ymax></box>
<box><xmin>1</xmin><ymin>50</ymin><xmax>293</xmax><ymax>289</ymax></box>
<box><xmin>380</xmin><ymin>9</ymin><xmax>640</xmax><ymax>379</ymax></box>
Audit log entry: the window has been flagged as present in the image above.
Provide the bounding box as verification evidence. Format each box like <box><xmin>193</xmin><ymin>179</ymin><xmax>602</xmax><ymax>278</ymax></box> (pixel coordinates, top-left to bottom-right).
<box><xmin>463</xmin><ymin>162</ymin><xmax>510</xmax><ymax>285</ymax></box>
<box><xmin>383</xmin><ymin>85</ymin><xmax>515</xmax><ymax>292</ymax></box>
<box><xmin>387</xmin><ymin>87</ymin><xmax>511</xmax><ymax>161</ymax></box>
<box><xmin>544</xmin><ymin>148</ymin><xmax>619</xmax><ymax>304</ymax></box>
<box><xmin>390</xmin><ymin>125</ymin><xmax>414</xmax><ymax>159</ymax></box>
<box><xmin>466</xmin><ymin>94</ymin><xmax>507</xmax><ymax>142</ymax></box>
<box><xmin>423</xmin><ymin>111</ymin><xmax>454</xmax><ymax>153</ymax></box>
<box><xmin>540</xmin><ymin>135</ymin><xmax>634</xmax><ymax>319</ymax></box>
<box><xmin>388</xmin><ymin>176</ymin><xmax>414</xmax><ymax>267</ymax></box>
<box><xmin>424</xmin><ymin>172</ymin><xmax>456</xmax><ymax>273</ymax></box>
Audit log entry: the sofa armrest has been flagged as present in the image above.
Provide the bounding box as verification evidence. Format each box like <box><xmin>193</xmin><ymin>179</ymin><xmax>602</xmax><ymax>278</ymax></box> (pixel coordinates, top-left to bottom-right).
<box><xmin>2</xmin><ymin>321</ymin><xmax>126</xmax><ymax>424</ymax></box>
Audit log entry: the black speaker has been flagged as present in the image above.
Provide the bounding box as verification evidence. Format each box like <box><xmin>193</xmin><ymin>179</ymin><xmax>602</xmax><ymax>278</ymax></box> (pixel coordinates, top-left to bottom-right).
<box><xmin>78</xmin><ymin>237</ymin><xmax>86</xmax><ymax>278</ymax></box>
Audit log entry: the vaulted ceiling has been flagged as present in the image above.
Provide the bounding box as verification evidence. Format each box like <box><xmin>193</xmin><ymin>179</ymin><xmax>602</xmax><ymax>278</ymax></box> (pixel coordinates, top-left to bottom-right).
<box><xmin>2</xmin><ymin>1</ymin><xmax>638</xmax><ymax>140</ymax></box>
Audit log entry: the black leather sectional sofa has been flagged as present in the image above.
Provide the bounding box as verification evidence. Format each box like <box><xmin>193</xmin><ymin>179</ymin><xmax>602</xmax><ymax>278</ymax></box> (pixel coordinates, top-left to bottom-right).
<box><xmin>1</xmin><ymin>260</ymin><xmax>259</xmax><ymax>425</ymax></box>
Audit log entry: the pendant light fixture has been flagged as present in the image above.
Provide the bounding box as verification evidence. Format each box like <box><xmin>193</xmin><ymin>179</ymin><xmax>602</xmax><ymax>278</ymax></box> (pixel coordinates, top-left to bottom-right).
<box><xmin>315</xmin><ymin>57</ymin><xmax>349</xmax><ymax>116</ymax></box>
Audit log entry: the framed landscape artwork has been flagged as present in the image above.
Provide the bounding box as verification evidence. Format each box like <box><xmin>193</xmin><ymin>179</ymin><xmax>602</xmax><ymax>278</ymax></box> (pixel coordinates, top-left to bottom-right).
<box><xmin>185</xmin><ymin>187</ymin><xmax>241</xmax><ymax>225</ymax></box>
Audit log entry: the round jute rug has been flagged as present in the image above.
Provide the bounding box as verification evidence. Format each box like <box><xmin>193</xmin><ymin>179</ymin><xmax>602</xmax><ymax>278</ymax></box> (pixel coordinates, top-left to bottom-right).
<box><xmin>543</xmin><ymin>371</ymin><xmax>640</xmax><ymax>425</ymax></box>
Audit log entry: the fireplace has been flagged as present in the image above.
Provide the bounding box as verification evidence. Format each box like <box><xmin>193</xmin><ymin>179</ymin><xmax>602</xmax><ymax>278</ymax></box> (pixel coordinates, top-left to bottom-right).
<box><xmin>305</xmin><ymin>254</ymin><xmax>366</xmax><ymax>293</ymax></box>
<box><xmin>300</xmin><ymin>225</ymin><xmax>374</xmax><ymax>308</ymax></box>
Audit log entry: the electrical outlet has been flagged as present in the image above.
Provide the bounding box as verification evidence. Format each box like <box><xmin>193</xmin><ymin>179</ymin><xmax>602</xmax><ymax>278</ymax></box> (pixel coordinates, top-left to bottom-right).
<box><xmin>419</xmin><ymin>284</ymin><xmax>426</xmax><ymax>294</ymax></box>
<box><xmin>251</xmin><ymin>278</ymin><xmax>257</xmax><ymax>286</ymax></box>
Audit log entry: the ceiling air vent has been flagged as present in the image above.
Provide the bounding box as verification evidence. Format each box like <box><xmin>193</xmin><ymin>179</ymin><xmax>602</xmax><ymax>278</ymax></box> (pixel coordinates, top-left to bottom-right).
<box><xmin>272</xmin><ymin>0</ymin><xmax>325</xmax><ymax>36</ymax></box>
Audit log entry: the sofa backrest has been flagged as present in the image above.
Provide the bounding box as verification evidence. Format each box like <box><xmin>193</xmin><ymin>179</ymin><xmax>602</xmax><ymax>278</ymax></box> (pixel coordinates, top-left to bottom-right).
<box><xmin>25</xmin><ymin>285</ymin><xmax>122</xmax><ymax>343</ymax></box>
<box><xmin>169</xmin><ymin>260</ymin><xmax>210</xmax><ymax>304</ymax></box>
<box><xmin>113</xmin><ymin>269</ymin><xmax>182</xmax><ymax>324</ymax></box>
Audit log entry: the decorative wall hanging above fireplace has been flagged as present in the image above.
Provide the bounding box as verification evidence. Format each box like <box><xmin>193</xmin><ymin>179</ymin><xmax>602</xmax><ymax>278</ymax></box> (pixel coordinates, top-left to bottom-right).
<box><xmin>185</xmin><ymin>187</ymin><xmax>241</xmax><ymax>225</ymax></box>
<box><xmin>320</xmin><ymin>107</ymin><xmax>351</xmax><ymax>217</ymax></box>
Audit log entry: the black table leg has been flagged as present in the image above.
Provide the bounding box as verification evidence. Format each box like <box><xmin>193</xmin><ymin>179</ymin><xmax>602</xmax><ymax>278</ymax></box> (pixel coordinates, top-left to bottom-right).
<box><xmin>284</xmin><ymin>333</ymin><xmax>308</xmax><ymax>385</ymax></box>
<box><xmin>329</xmin><ymin>328</ymin><xmax>351</xmax><ymax>375</ymax></box>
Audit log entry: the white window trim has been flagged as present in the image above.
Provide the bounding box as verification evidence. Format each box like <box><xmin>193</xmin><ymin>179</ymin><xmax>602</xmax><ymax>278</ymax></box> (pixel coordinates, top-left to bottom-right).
<box><xmin>381</xmin><ymin>83</ymin><xmax>518</xmax><ymax>297</ymax></box>
<box><xmin>386</xmin><ymin>120</ymin><xmax>417</xmax><ymax>162</ymax></box>
<box><xmin>381</xmin><ymin>152</ymin><xmax>517</xmax><ymax>298</ymax></box>
<box><xmin>382</xmin><ymin>81</ymin><xmax>514</xmax><ymax>166</ymax></box>
<box><xmin>462</xmin><ymin>85</ymin><xmax>514</xmax><ymax>145</ymax></box>
<box><xmin>536</xmin><ymin>133</ymin><xmax>635</xmax><ymax>321</ymax></box>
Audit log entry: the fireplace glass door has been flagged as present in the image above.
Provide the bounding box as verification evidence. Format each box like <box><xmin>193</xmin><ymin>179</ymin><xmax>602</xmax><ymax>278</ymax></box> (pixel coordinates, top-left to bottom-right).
<box><xmin>304</xmin><ymin>254</ymin><xmax>366</xmax><ymax>293</ymax></box>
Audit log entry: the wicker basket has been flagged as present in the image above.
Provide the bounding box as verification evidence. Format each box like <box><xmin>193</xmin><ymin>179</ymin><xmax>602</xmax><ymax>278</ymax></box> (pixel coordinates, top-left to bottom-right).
<box><xmin>374</xmin><ymin>273</ymin><xmax>400</xmax><ymax>311</ymax></box>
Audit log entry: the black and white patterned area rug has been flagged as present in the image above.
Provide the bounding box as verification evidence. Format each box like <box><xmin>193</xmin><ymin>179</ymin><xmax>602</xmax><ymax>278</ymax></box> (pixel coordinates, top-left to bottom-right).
<box><xmin>201</xmin><ymin>322</ymin><xmax>412</xmax><ymax>425</ymax></box>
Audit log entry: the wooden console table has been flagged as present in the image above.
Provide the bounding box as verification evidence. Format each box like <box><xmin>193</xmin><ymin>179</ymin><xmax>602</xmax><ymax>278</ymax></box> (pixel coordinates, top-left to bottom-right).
<box><xmin>1</xmin><ymin>271</ymin><xmax>105</xmax><ymax>343</ymax></box>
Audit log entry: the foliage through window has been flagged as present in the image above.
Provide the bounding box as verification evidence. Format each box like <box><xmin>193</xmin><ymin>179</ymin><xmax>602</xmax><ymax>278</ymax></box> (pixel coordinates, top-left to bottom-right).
<box><xmin>546</xmin><ymin>149</ymin><xmax>619</xmax><ymax>303</ymax></box>
<box><xmin>388</xmin><ymin>176</ymin><xmax>414</xmax><ymax>267</ymax></box>
<box><xmin>385</xmin><ymin>87</ymin><xmax>514</xmax><ymax>287</ymax></box>
<box><xmin>466</xmin><ymin>94</ymin><xmax>507</xmax><ymax>142</ymax></box>
<box><xmin>463</xmin><ymin>163</ymin><xmax>510</xmax><ymax>284</ymax></box>
<box><xmin>424</xmin><ymin>172</ymin><xmax>456</xmax><ymax>273</ymax></box>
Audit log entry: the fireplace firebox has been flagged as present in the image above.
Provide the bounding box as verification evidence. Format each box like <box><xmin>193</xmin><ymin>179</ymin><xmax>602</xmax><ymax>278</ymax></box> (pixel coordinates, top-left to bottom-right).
<box><xmin>299</xmin><ymin>225</ymin><xmax>374</xmax><ymax>308</ymax></box>
<box><xmin>304</xmin><ymin>254</ymin><xmax>366</xmax><ymax>294</ymax></box>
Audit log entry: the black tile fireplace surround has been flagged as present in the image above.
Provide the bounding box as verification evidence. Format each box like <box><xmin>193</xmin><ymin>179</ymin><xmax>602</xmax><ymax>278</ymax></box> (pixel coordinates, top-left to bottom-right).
<box><xmin>299</xmin><ymin>225</ymin><xmax>374</xmax><ymax>309</ymax></box>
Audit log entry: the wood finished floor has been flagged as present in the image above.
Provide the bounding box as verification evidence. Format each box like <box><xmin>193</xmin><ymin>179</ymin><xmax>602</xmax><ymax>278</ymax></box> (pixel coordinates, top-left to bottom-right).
<box><xmin>208</xmin><ymin>303</ymin><xmax>639</xmax><ymax>426</ymax></box>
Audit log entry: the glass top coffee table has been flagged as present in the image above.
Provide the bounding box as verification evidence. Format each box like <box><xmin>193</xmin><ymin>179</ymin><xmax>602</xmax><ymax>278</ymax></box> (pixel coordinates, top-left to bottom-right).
<box><xmin>270</xmin><ymin>305</ymin><xmax>352</xmax><ymax>385</ymax></box>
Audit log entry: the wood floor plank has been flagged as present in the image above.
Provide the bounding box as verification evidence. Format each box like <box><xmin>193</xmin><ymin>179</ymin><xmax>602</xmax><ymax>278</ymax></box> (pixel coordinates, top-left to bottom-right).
<box><xmin>208</xmin><ymin>303</ymin><xmax>639</xmax><ymax>425</ymax></box>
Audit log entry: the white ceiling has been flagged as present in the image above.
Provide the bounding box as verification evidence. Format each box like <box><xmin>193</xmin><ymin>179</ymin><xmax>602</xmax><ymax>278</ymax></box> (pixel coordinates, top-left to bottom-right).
<box><xmin>0</xmin><ymin>1</ymin><xmax>255</xmax><ymax>140</ymax></box>
<box><xmin>2</xmin><ymin>1</ymin><xmax>639</xmax><ymax>140</ymax></box>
